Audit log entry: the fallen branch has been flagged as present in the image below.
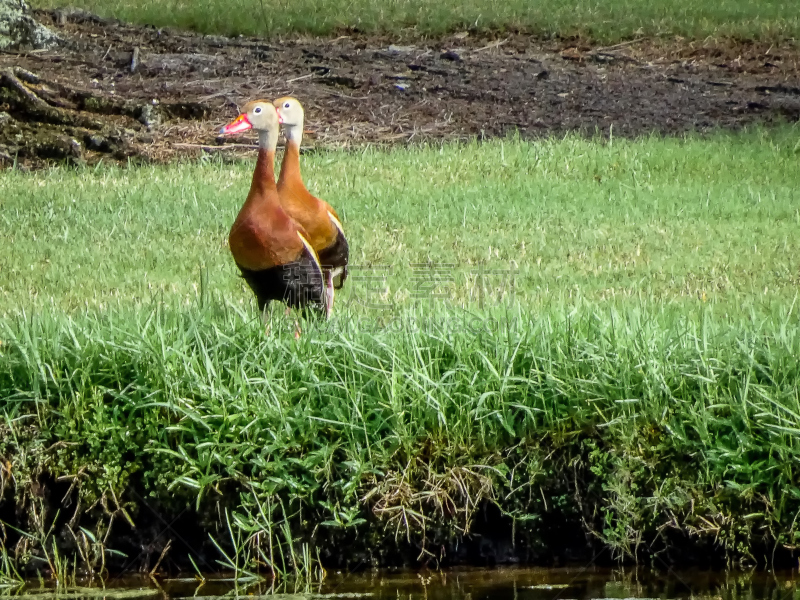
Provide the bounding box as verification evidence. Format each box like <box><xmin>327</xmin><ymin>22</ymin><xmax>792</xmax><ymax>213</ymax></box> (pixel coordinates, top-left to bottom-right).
<box><xmin>593</xmin><ymin>38</ymin><xmax>647</xmax><ymax>54</ymax></box>
<box><xmin>130</xmin><ymin>46</ymin><xmax>140</xmax><ymax>73</ymax></box>
<box><xmin>584</xmin><ymin>38</ymin><xmax>647</xmax><ymax>64</ymax></box>
<box><xmin>590</xmin><ymin>51</ymin><xmax>642</xmax><ymax>65</ymax></box>
<box><xmin>196</xmin><ymin>89</ymin><xmax>235</xmax><ymax>102</ymax></box>
<box><xmin>149</xmin><ymin>539</ymin><xmax>172</xmax><ymax>576</ymax></box>
<box><xmin>473</xmin><ymin>38</ymin><xmax>509</xmax><ymax>53</ymax></box>
<box><xmin>172</xmin><ymin>142</ymin><xmax>259</xmax><ymax>150</ymax></box>
<box><xmin>286</xmin><ymin>72</ymin><xmax>315</xmax><ymax>84</ymax></box>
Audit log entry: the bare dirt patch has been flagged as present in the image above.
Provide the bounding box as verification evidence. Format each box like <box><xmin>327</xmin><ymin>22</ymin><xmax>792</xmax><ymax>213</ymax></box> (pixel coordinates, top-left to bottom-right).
<box><xmin>2</xmin><ymin>10</ymin><xmax>799</xmax><ymax>169</ymax></box>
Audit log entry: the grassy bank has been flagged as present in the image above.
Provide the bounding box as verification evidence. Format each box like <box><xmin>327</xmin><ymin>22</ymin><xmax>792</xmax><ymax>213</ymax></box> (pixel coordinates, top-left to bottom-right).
<box><xmin>1</xmin><ymin>301</ymin><xmax>799</xmax><ymax>575</ymax></box>
<box><xmin>33</xmin><ymin>0</ymin><xmax>800</xmax><ymax>43</ymax></box>
<box><xmin>1</xmin><ymin>130</ymin><xmax>800</xmax><ymax>578</ymax></box>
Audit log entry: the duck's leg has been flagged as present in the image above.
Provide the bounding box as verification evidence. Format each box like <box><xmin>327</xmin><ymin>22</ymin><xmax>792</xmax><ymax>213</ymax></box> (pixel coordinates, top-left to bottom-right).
<box><xmin>259</xmin><ymin>299</ymin><xmax>272</xmax><ymax>335</ymax></box>
<box><xmin>282</xmin><ymin>304</ymin><xmax>302</xmax><ymax>338</ymax></box>
<box><xmin>262</xmin><ymin>310</ymin><xmax>272</xmax><ymax>335</ymax></box>
<box><xmin>324</xmin><ymin>270</ymin><xmax>335</xmax><ymax>317</ymax></box>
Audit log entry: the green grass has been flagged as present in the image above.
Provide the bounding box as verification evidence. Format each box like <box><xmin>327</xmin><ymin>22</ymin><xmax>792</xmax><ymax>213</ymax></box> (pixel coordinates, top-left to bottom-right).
<box><xmin>2</xmin><ymin>128</ymin><xmax>800</xmax><ymax>575</ymax></box>
<box><xmin>33</xmin><ymin>0</ymin><xmax>800</xmax><ymax>43</ymax></box>
<box><xmin>1</xmin><ymin>129</ymin><xmax>799</xmax><ymax>316</ymax></box>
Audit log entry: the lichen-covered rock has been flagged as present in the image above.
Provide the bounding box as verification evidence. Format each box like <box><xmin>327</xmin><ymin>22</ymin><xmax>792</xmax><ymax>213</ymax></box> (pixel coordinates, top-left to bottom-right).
<box><xmin>0</xmin><ymin>0</ymin><xmax>60</xmax><ymax>50</ymax></box>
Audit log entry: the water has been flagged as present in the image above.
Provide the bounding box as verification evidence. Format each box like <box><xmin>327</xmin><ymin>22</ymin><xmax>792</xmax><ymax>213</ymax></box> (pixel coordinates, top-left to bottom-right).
<box><xmin>4</xmin><ymin>568</ymin><xmax>799</xmax><ymax>600</ymax></box>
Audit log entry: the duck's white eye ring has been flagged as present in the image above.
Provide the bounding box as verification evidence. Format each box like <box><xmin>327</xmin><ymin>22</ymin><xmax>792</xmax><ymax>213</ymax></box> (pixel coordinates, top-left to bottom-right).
<box><xmin>283</xmin><ymin>102</ymin><xmax>291</xmax><ymax>109</ymax></box>
<box><xmin>254</xmin><ymin>106</ymin><xmax>262</xmax><ymax>114</ymax></box>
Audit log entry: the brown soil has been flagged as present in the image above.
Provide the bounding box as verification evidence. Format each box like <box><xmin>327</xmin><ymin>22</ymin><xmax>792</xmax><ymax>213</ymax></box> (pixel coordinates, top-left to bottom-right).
<box><xmin>2</xmin><ymin>10</ymin><xmax>799</xmax><ymax>169</ymax></box>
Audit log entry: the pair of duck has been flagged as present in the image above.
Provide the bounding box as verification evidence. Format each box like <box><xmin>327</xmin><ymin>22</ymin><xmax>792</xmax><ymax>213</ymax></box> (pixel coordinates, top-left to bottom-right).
<box><xmin>220</xmin><ymin>97</ymin><xmax>348</xmax><ymax>322</ymax></box>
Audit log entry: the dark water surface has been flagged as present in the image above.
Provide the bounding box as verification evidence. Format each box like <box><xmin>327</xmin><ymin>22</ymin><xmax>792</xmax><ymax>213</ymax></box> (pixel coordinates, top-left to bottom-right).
<box><xmin>7</xmin><ymin>569</ymin><xmax>799</xmax><ymax>600</ymax></box>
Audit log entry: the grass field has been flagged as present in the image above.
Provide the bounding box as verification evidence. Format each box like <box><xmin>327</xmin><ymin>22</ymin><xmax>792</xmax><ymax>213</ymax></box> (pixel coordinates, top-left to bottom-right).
<box><xmin>2</xmin><ymin>129</ymin><xmax>799</xmax><ymax>316</ymax></box>
<box><xmin>2</xmin><ymin>128</ymin><xmax>800</xmax><ymax>576</ymax></box>
<box><xmin>33</xmin><ymin>0</ymin><xmax>800</xmax><ymax>43</ymax></box>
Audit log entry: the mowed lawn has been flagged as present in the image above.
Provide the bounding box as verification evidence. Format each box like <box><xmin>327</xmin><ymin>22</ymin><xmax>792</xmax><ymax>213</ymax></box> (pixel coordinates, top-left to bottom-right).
<box><xmin>0</xmin><ymin>129</ymin><xmax>798</xmax><ymax>319</ymax></box>
<box><xmin>33</xmin><ymin>0</ymin><xmax>800</xmax><ymax>42</ymax></box>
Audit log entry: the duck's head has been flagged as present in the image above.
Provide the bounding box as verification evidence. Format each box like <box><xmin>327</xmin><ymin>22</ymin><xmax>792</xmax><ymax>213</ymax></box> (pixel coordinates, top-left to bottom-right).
<box><xmin>219</xmin><ymin>100</ymin><xmax>279</xmax><ymax>135</ymax></box>
<box><xmin>273</xmin><ymin>96</ymin><xmax>305</xmax><ymax>137</ymax></box>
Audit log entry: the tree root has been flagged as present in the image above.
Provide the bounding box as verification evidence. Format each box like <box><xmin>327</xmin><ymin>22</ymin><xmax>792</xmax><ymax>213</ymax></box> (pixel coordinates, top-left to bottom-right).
<box><xmin>1</xmin><ymin>66</ymin><xmax>109</xmax><ymax>129</ymax></box>
<box><xmin>0</xmin><ymin>66</ymin><xmax>153</xmax><ymax>128</ymax></box>
<box><xmin>0</xmin><ymin>66</ymin><xmax>156</xmax><ymax>166</ymax></box>
<box><xmin>0</xmin><ymin>61</ymin><xmax>213</xmax><ymax>169</ymax></box>
<box><xmin>2</xmin><ymin>68</ymin><xmax>49</xmax><ymax>109</ymax></box>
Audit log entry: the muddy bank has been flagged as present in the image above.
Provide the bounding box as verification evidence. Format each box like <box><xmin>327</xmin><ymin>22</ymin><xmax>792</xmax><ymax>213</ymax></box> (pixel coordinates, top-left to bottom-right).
<box><xmin>0</xmin><ymin>10</ymin><xmax>799</xmax><ymax>169</ymax></box>
<box><xmin>1</xmin><ymin>425</ymin><xmax>796</xmax><ymax>578</ymax></box>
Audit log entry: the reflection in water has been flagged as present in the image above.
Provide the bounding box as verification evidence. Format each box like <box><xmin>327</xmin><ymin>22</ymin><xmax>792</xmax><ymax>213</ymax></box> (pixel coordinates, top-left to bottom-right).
<box><xmin>3</xmin><ymin>568</ymin><xmax>798</xmax><ymax>600</ymax></box>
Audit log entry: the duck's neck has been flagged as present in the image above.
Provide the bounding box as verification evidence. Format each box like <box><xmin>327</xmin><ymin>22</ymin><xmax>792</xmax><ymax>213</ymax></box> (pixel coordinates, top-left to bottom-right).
<box><xmin>284</xmin><ymin>123</ymin><xmax>303</xmax><ymax>146</ymax></box>
<box><xmin>278</xmin><ymin>124</ymin><xmax>304</xmax><ymax>188</ymax></box>
<box><xmin>259</xmin><ymin>128</ymin><xmax>280</xmax><ymax>155</ymax></box>
<box><xmin>249</xmin><ymin>129</ymin><xmax>279</xmax><ymax>197</ymax></box>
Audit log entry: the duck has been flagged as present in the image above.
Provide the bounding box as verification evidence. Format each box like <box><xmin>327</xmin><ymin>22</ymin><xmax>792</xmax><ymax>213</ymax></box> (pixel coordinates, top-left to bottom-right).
<box><xmin>273</xmin><ymin>96</ymin><xmax>349</xmax><ymax>314</ymax></box>
<box><xmin>219</xmin><ymin>100</ymin><xmax>329</xmax><ymax>321</ymax></box>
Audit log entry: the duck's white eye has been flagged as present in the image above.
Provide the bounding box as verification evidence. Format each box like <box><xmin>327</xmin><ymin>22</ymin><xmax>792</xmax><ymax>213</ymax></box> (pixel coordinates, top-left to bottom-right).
<box><xmin>254</xmin><ymin>106</ymin><xmax>262</xmax><ymax>114</ymax></box>
<box><xmin>283</xmin><ymin>102</ymin><xmax>291</xmax><ymax>109</ymax></box>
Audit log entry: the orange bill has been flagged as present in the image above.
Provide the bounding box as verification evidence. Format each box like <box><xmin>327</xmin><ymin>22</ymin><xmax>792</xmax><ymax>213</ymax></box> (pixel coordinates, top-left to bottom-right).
<box><xmin>219</xmin><ymin>114</ymin><xmax>252</xmax><ymax>135</ymax></box>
